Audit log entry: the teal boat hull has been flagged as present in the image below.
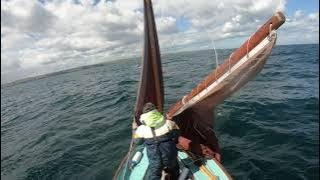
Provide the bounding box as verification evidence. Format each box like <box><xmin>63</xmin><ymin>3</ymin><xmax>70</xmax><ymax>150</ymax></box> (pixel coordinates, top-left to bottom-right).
<box><xmin>115</xmin><ymin>144</ymin><xmax>232</xmax><ymax>180</ymax></box>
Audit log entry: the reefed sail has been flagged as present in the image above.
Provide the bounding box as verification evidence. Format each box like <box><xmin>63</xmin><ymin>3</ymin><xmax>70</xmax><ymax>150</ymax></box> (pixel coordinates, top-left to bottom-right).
<box><xmin>134</xmin><ymin>0</ymin><xmax>164</xmax><ymax>124</ymax></box>
<box><xmin>167</xmin><ymin>12</ymin><xmax>286</xmax><ymax>159</ymax></box>
<box><xmin>113</xmin><ymin>0</ymin><xmax>163</xmax><ymax>178</ymax></box>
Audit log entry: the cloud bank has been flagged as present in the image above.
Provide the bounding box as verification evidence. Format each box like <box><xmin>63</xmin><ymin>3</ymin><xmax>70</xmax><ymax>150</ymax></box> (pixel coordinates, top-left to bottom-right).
<box><xmin>1</xmin><ymin>0</ymin><xmax>319</xmax><ymax>83</ymax></box>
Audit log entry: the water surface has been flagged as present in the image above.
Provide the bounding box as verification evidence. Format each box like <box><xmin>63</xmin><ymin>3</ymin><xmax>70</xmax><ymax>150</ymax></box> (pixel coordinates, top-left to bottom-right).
<box><xmin>1</xmin><ymin>44</ymin><xmax>319</xmax><ymax>180</ymax></box>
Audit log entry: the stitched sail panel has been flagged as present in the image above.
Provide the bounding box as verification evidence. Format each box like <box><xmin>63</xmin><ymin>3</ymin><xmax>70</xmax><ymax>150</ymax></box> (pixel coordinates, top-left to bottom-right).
<box><xmin>172</xmin><ymin>36</ymin><xmax>277</xmax><ymax>158</ymax></box>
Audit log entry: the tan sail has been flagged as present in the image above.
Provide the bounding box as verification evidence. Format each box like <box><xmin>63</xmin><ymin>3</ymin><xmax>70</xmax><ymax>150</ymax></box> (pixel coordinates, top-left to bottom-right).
<box><xmin>168</xmin><ymin>12</ymin><xmax>286</xmax><ymax>159</ymax></box>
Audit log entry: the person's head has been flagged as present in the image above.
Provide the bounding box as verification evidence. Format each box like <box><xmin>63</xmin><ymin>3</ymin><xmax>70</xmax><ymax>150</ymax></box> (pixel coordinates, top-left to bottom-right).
<box><xmin>140</xmin><ymin>102</ymin><xmax>164</xmax><ymax>128</ymax></box>
<box><xmin>142</xmin><ymin>102</ymin><xmax>156</xmax><ymax>113</ymax></box>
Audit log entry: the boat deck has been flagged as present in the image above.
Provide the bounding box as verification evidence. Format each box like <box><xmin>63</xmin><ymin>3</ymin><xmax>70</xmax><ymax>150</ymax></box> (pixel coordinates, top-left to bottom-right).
<box><xmin>128</xmin><ymin>147</ymin><xmax>231</xmax><ymax>180</ymax></box>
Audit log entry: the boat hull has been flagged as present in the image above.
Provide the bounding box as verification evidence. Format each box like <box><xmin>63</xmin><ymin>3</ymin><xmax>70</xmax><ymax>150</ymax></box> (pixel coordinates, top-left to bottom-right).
<box><xmin>115</xmin><ymin>144</ymin><xmax>232</xmax><ymax>180</ymax></box>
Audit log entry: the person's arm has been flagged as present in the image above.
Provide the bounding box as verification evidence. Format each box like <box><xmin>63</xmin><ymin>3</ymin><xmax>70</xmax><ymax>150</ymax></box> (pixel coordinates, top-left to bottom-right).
<box><xmin>169</xmin><ymin>121</ymin><xmax>180</xmax><ymax>144</ymax></box>
<box><xmin>133</xmin><ymin>127</ymin><xmax>144</xmax><ymax>145</ymax></box>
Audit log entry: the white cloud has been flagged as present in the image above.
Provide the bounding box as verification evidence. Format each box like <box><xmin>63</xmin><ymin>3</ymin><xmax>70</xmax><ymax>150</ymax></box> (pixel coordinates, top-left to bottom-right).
<box><xmin>278</xmin><ymin>10</ymin><xmax>319</xmax><ymax>45</ymax></box>
<box><xmin>157</xmin><ymin>16</ymin><xmax>177</xmax><ymax>34</ymax></box>
<box><xmin>294</xmin><ymin>10</ymin><xmax>304</xmax><ymax>19</ymax></box>
<box><xmin>1</xmin><ymin>0</ymin><xmax>318</xmax><ymax>84</ymax></box>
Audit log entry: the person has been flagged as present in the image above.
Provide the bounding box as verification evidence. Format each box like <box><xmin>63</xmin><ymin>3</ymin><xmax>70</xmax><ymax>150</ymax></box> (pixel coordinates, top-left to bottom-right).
<box><xmin>133</xmin><ymin>102</ymin><xmax>180</xmax><ymax>180</ymax></box>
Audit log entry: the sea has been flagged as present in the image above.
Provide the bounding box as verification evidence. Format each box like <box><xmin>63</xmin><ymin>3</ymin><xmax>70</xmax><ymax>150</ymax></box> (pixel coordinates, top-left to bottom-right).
<box><xmin>1</xmin><ymin>44</ymin><xmax>319</xmax><ymax>180</ymax></box>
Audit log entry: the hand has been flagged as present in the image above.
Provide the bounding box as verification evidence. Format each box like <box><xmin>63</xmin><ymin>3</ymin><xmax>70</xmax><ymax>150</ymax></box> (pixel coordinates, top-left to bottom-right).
<box><xmin>132</xmin><ymin>121</ymin><xmax>138</xmax><ymax>129</ymax></box>
<box><xmin>166</xmin><ymin>113</ymin><xmax>172</xmax><ymax>120</ymax></box>
<box><xmin>214</xmin><ymin>153</ymin><xmax>221</xmax><ymax>162</ymax></box>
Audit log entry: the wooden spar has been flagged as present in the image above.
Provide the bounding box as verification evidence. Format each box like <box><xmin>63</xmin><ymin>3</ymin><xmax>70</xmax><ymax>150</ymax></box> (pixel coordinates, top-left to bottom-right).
<box><xmin>167</xmin><ymin>12</ymin><xmax>286</xmax><ymax>118</ymax></box>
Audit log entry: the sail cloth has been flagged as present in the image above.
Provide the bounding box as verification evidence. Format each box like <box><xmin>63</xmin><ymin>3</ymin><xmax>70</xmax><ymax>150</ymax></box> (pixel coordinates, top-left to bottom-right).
<box><xmin>114</xmin><ymin>2</ymin><xmax>286</xmax><ymax>177</ymax></box>
<box><xmin>113</xmin><ymin>0</ymin><xmax>163</xmax><ymax>178</ymax></box>
<box><xmin>134</xmin><ymin>0</ymin><xmax>164</xmax><ymax>126</ymax></box>
<box><xmin>167</xmin><ymin>12</ymin><xmax>286</xmax><ymax>159</ymax></box>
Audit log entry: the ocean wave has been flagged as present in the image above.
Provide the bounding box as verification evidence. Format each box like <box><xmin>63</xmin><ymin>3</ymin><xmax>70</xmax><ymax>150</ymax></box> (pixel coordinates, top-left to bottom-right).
<box><xmin>1</xmin><ymin>44</ymin><xmax>319</xmax><ymax>180</ymax></box>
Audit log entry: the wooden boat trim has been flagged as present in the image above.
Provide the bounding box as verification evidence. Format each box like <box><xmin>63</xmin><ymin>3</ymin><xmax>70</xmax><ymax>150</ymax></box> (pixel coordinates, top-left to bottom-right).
<box><xmin>167</xmin><ymin>12</ymin><xmax>285</xmax><ymax>118</ymax></box>
<box><xmin>199</xmin><ymin>165</ymin><xmax>217</xmax><ymax>179</ymax></box>
<box><xmin>211</xmin><ymin>158</ymin><xmax>234</xmax><ymax>180</ymax></box>
<box><xmin>171</xmin><ymin>30</ymin><xmax>277</xmax><ymax>116</ymax></box>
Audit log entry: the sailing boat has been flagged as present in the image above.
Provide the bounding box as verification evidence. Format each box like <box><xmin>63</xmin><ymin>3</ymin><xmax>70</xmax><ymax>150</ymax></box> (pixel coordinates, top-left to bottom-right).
<box><xmin>113</xmin><ymin>0</ymin><xmax>286</xmax><ymax>179</ymax></box>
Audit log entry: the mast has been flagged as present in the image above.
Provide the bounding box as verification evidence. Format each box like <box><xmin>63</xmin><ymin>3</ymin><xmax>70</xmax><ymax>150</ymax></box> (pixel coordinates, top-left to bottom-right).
<box><xmin>113</xmin><ymin>1</ymin><xmax>163</xmax><ymax>178</ymax></box>
<box><xmin>134</xmin><ymin>0</ymin><xmax>164</xmax><ymax>124</ymax></box>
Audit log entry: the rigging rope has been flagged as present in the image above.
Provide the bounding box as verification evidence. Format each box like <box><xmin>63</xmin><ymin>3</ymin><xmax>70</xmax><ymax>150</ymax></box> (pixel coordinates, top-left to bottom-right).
<box><xmin>246</xmin><ymin>36</ymin><xmax>252</xmax><ymax>58</ymax></box>
<box><xmin>206</xmin><ymin>31</ymin><xmax>219</xmax><ymax>80</ymax></box>
<box><xmin>268</xmin><ymin>23</ymin><xmax>273</xmax><ymax>41</ymax></box>
<box><xmin>228</xmin><ymin>52</ymin><xmax>234</xmax><ymax>72</ymax></box>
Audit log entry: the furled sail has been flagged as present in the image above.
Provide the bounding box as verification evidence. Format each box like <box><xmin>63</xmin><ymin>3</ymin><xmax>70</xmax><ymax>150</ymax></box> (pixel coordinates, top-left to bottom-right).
<box><xmin>167</xmin><ymin>12</ymin><xmax>286</xmax><ymax>159</ymax></box>
<box><xmin>134</xmin><ymin>0</ymin><xmax>164</xmax><ymax>125</ymax></box>
<box><xmin>113</xmin><ymin>0</ymin><xmax>163</xmax><ymax>178</ymax></box>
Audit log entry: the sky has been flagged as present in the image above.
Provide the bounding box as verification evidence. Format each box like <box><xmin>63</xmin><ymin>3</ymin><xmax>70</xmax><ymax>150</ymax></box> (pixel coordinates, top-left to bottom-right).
<box><xmin>1</xmin><ymin>0</ymin><xmax>319</xmax><ymax>84</ymax></box>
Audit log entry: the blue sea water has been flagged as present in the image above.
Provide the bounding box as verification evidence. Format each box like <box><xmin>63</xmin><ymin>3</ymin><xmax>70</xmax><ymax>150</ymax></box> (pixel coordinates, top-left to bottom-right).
<box><xmin>1</xmin><ymin>44</ymin><xmax>319</xmax><ymax>180</ymax></box>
